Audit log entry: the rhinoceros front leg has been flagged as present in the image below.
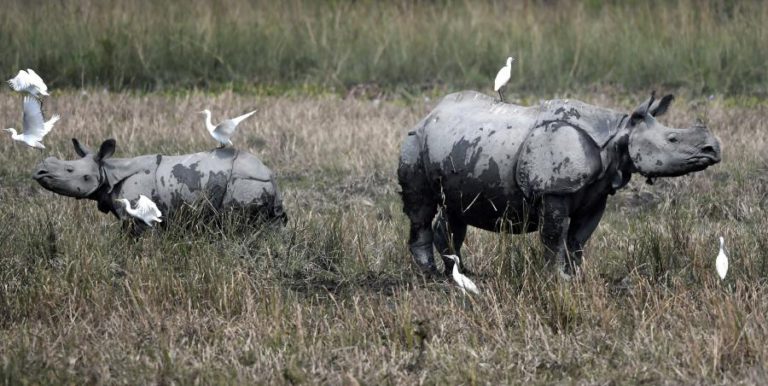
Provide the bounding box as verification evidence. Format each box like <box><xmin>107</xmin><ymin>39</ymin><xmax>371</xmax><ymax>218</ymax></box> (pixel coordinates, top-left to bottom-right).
<box><xmin>433</xmin><ymin>211</ymin><xmax>469</xmax><ymax>276</ymax></box>
<box><xmin>539</xmin><ymin>194</ymin><xmax>574</xmax><ymax>279</ymax></box>
<box><xmin>566</xmin><ymin>196</ymin><xmax>608</xmax><ymax>270</ymax></box>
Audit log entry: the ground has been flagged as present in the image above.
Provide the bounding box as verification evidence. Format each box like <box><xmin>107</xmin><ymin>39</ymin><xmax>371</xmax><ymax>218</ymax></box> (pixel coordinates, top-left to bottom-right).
<box><xmin>0</xmin><ymin>90</ymin><xmax>767</xmax><ymax>384</ymax></box>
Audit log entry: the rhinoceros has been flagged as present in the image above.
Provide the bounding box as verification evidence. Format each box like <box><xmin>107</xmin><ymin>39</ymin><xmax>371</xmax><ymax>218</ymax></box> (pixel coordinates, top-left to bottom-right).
<box><xmin>33</xmin><ymin>138</ymin><xmax>287</xmax><ymax>229</ymax></box>
<box><xmin>398</xmin><ymin>91</ymin><xmax>721</xmax><ymax>277</ymax></box>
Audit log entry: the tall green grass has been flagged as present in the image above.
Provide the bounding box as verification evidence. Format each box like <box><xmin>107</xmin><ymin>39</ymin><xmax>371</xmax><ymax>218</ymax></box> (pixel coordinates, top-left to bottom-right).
<box><xmin>1</xmin><ymin>0</ymin><xmax>765</xmax><ymax>95</ymax></box>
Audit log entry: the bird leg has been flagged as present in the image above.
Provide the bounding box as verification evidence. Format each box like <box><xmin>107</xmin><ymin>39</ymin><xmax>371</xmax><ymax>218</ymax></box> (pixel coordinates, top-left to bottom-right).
<box><xmin>498</xmin><ymin>89</ymin><xmax>505</xmax><ymax>103</ymax></box>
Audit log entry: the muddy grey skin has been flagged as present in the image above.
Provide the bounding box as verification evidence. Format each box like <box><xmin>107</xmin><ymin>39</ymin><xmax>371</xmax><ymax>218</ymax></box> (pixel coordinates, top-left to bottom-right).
<box><xmin>398</xmin><ymin>90</ymin><xmax>721</xmax><ymax>277</ymax></box>
<box><xmin>33</xmin><ymin>138</ymin><xmax>286</xmax><ymax>231</ymax></box>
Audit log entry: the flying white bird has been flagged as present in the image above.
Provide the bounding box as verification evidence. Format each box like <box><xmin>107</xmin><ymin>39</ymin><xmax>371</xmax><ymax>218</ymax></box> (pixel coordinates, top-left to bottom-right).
<box><xmin>444</xmin><ymin>254</ymin><xmax>480</xmax><ymax>295</ymax></box>
<box><xmin>4</xmin><ymin>96</ymin><xmax>59</xmax><ymax>149</ymax></box>
<box><xmin>200</xmin><ymin>108</ymin><xmax>257</xmax><ymax>148</ymax></box>
<box><xmin>7</xmin><ymin>69</ymin><xmax>49</xmax><ymax>97</ymax></box>
<box><xmin>716</xmin><ymin>236</ymin><xmax>728</xmax><ymax>280</ymax></box>
<box><xmin>493</xmin><ymin>56</ymin><xmax>515</xmax><ymax>103</ymax></box>
<box><xmin>116</xmin><ymin>195</ymin><xmax>163</xmax><ymax>226</ymax></box>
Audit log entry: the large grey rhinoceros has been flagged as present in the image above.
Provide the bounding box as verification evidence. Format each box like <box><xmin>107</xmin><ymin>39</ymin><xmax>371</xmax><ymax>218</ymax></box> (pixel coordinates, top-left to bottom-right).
<box><xmin>398</xmin><ymin>91</ymin><xmax>721</xmax><ymax>277</ymax></box>
<box><xmin>33</xmin><ymin>138</ymin><xmax>287</xmax><ymax>228</ymax></box>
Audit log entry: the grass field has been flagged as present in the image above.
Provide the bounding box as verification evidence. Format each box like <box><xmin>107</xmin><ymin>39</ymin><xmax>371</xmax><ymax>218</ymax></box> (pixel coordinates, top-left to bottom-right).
<box><xmin>0</xmin><ymin>89</ymin><xmax>766</xmax><ymax>384</ymax></box>
<box><xmin>1</xmin><ymin>0</ymin><xmax>766</xmax><ymax>95</ymax></box>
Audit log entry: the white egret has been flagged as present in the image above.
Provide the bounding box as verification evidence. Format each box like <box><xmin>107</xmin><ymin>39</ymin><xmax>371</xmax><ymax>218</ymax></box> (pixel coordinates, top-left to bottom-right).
<box><xmin>4</xmin><ymin>96</ymin><xmax>59</xmax><ymax>149</ymax></box>
<box><xmin>444</xmin><ymin>254</ymin><xmax>480</xmax><ymax>295</ymax></box>
<box><xmin>8</xmin><ymin>69</ymin><xmax>49</xmax><ymax>97</ymax></box>
<box><xmin>716</xmin><ymin>236</ymin><xmax>728</xmax><ymax>280</ymax></box>
<box><xmin>116</xmin><ymin>195</ymin><xmax>163</xmax><ymax>226</ymax></box>
<box><xmin>200</xmin><ymin>108</ymin><xmax>257</xmax><ymax>148</ymax></box>
<box><xmin>493</xmin><ymin>56</ymin><xmax>515</xmax><ymax>103</ymax></box>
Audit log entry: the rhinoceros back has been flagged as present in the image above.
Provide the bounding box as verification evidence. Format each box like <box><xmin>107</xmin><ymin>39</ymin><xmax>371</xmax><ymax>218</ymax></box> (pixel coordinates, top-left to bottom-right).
<box><xmin>411</xmin><ymin>91</ymin><xmax>539</xmax><ymax>197</ymax></box>
<box><xmin>150</xmin><ymin>148</ymin><xmax>284</xmax><ymax>219</ymax></box>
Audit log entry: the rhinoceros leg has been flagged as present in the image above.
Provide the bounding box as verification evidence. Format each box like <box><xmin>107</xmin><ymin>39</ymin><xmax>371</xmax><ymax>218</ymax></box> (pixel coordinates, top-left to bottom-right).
<box><xmin>398</xmin><ymin>134</ymin><xmax>440</xmax><ymax>273</ymax></box>
<box><xmin>404</xmin><ymin>201</ymin><xmax>438</xmax><ymax>273</ymax></box>
<box><xmin>539</xmin><ymin>194</ymin><xmax>574</xmax><ymax>278</ymax></box>
<box><xmin>566</xmin><ymin>196</ymin><xmax>608</xmax><ymax>269</ymax></box>
<box><xmin>433</xmin><ymin>211</ymin><xmax>469</xmax><ymax>275</ymax></box>
<box><xmin>399</xmin><ymin>171</ymin><xmax>438</xmax><ymax>272</ymax></box>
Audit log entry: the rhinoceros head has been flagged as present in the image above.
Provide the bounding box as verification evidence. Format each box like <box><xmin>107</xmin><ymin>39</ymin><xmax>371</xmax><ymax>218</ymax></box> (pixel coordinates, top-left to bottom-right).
<box><xmin>627</xmin><ymin>93</ymin><xmax>721</xmax><ymax>178</ymax></box>
<box><xmin>33</xmin><ymin>138</ymin><xmax>116</xmax><ymax>198</ymax></box>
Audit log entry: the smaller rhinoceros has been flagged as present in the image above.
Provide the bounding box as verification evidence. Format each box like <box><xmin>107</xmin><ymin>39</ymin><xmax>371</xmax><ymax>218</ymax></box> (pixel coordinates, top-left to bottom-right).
<box><xmin>398</xmin><ymin>91</ymin><xmax>722</xmax><ymax>277</ymax></box>
<box><xmin>33</xmin><ymin>138</ymin><xmax>286</xmax><ymax>229</ymax></box>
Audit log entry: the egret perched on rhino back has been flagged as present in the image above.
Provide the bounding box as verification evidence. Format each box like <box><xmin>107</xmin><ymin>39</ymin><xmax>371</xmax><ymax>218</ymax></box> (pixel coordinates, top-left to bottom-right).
<box><xmin>4</xmin><ymin>96</ymin><xmax>59</xmax><ymax>149</ymax></box>
<box><xmin>7</xmin><ymin>69</ymin><xmax>49</xmax><ymax>97</ymax></box>
<box><xmin>116</xmin><ymin>195</ymin><xmax>163</xmax><ymax>226</ymax></box>
<box><xmin>201</xmin><ymin>108</ymin><xmax>257</xmax><ymax>148</ymax></box>
<box><xmin>493</xmin><ymin>56</ymin><xmax>515</xmax><ymax>102</ymax></box>
<box><xmin>398</xmin><ymin>90</ymin><xmax>721</xmax><ymax>277</ymax></box>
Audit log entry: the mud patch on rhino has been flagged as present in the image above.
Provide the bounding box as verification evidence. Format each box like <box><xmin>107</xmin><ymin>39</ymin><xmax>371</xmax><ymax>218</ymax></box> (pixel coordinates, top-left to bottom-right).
<box><xmin>444</xmin><ymin>136</ymin><xmax>483</xmax><ymax>174</ymax></box>
<box><xmin>205</xmin><ymin>170</ymin><xmax>229</xmax><ymax>208</ymax></box>
<box><xmin>171</xmin><ymin>163</ymin><xmax>202</xmax><ymax>191</ymax></box>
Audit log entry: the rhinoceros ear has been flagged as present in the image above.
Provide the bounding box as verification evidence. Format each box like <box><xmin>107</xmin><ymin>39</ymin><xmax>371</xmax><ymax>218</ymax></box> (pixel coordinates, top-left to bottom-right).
<box><xmin>649</xmin><ymin>94</ymin><xmax>674</xmax><ymax>117</ymax></box>
<box><xmin>72</xmin><ymin>138</ymin><xmax>92</xmax><ymax>158</ymax></box>
<box><xmin>629</xmin><ymin>91</ymin><xmax>657</xmax><ymax>127</ymax></box>
<box><xmin>95</xmin><ymin>139</ymin><xmax>116</xmax><ymax>162</ymax></box>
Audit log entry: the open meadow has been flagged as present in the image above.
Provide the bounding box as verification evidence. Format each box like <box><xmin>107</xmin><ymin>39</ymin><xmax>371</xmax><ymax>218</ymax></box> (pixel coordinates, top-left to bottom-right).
<box><xmin>2</xmin><ymin>0</ymin><xmax>768</xmax><ymax>384</ymax></box>
<box><xmin>0</xmin><ymin>90</ymin><xmax>767</xmax><ymax>384</ymax></box>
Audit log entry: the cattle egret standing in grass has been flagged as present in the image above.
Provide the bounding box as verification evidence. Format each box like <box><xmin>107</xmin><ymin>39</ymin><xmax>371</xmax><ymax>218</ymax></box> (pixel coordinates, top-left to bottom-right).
<box><xmin>200</xmin><ymin>108</ymin><xmax>257</xmax><ymax>148</ymax></box>
<box><xmin>8</xmin><ymin>69</ymin><xmax>49</xmax><ymax>97</ymax></box>
<box><xmin>444</xmin><ymin>255</ymin><xmax>480</xmax><ymax>295</ymax></box>
<box><xmin>494</xmin><ymin>56</ymin><xmax>515</xmax><ymax>103</ymax></box>
<box><xmin>4</xmin><ymin>96</ymin><xmax>59</xmax><ymax>150</ymax></box>
<box><xmin>116</xmin><ymin>195</ymin><xmax>163</xmax><ymax>226</ymax></box>
<box><xmin>716</xmin><ymin>236</ymin><xmax>728</xmax><ymax>280</ymax></box>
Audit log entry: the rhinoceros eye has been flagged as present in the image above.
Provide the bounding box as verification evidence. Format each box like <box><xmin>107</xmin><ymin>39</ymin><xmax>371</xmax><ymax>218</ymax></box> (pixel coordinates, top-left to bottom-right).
<box><xmin>667</xmin><ymin>134</ymin><xmax>678</xmax><ymax>144</ymax></box>
<box><xmin>83</xmin><ymin>175</ymin><xmax>90</xmax><ymax>181</ymax></box>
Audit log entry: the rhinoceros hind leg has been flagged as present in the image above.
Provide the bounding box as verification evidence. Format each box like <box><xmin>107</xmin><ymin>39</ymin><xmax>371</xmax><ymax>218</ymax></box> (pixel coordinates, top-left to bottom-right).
<box><xmin>434</xmin><ymin>212</ymin><xmax>470</xmax><ymax>276</ymax></box>
<box><xmin>398</xmin><ymin>166</ymin><xmax>438</xmax><ymax>273</ymax></box>
<box><xmin>402</xmin><ymin>196</ymin><xmax>438</xmax><ymax>273</ymax></box>
<box><xmin>398</xmin><ymin>130</ymin><xmax>441</xmax><ymax>274</ymax></box>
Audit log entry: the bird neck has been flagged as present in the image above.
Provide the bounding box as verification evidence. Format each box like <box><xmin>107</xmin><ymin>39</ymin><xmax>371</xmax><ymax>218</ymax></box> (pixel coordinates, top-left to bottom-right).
<box><xmin>122</xmin><ymin>201</ymin><xmax>135</xmax><ymax>214</ymax></box>
<box><xmin>452</xmin><ymin>262</ymin><xmax>460</xmax><ymax>275</ymax></box>
<box><xmin>6</xmin><ymin>129</ymin><xmax>19</xmax><ymax>138</ymax></box>
<box><xmin>204</xmin><ymin>112</ymin><xmax>215</xmax><ymax>132</ymax></box>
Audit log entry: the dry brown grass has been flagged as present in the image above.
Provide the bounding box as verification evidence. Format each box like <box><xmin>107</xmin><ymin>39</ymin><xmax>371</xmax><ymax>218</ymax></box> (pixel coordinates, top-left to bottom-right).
<box><xmin>0</xmin><ymin>90</ymin><xmax>767</xmax><ymax>384</ymax></box>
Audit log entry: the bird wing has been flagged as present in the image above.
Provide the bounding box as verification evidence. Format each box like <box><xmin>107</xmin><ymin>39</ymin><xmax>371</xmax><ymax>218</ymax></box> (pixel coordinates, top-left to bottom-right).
<box><xmin>230</xmin><ymin>110</ymin><xmax>257</xmax><ymax>126</ymax></box>
<box><xmin>716</xmin><ymin>251</ymin><xmax>728</xmax><ymax>279</ymax></box>
<box><xmin>21</xmin><ymin>96</ymin><xmax>47</xmax><ymax>139</ymax></box>
<box><xmin>213</xmin><ymin>120</ymin><xmax>237</xmax><ymax>138</ymax></box>
<box><xmin>26</xmin><ymin>69</ymin><xmax>48</xmax><ymax>92</ymax></box>
<box><xmin>43</xmin><ymin>115</ymin><xmax>60</xmax><ymax>134</ymax></box>
<box><xmin>7</xmin><ymin>70</ymin><xmax>30</xmax><ymax>92</ymax></box>
<box><xmin>494</xmin><ymin>66</ymin><xmax>510</xmax><ymax>91</ymax></box>
<box><xmin>459</xmin><ymin>275</ymin><xmax>480</xmax><ymax>295</ymax></box>
<box><xmin>138</xmin><ymin>195</ymin><xmax>162</xmax><ymax>218</ymax></box>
